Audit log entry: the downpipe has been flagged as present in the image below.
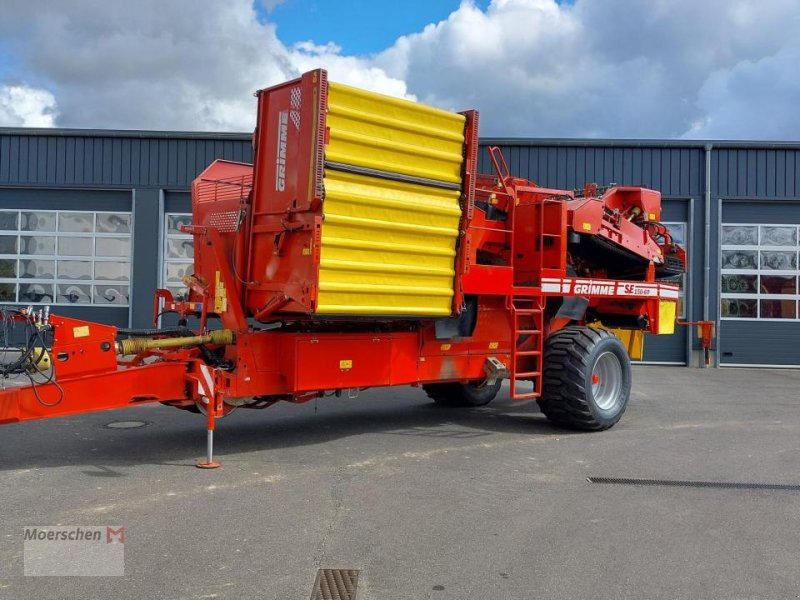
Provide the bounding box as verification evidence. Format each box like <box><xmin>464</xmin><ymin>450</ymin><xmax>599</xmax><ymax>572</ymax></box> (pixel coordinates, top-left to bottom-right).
<box><xmin>703</xmin><ymin>143</ymin><xmax>712</xmax><ymax>368</ymax></box>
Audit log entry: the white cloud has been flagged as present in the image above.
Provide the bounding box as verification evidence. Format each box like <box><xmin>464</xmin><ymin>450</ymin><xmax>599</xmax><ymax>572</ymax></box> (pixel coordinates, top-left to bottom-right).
<box><xmin>258</xmin><ymin>0</ymin><xmax>285</xmax><ymax>12</ymax></box>
<box><xmin>683</xmin><ymin>41</ymin><xmax>800</xmax><ymax>139</ymax></box>
<box><xmin>0</xmin><ymin>0</ymin><xmax>408</xmax><ymax>131</ymax></box>
<box><xmin>289</xmin><ymin>41</ymin><xmax>414</xmax><ymax>101</ymax></box>
<box><xmin>0</xmin><ymin>84</ymin><xmax>58</xmax><ymax>127</ymax></box>
<box><xmin>0</xmin><ymin>0</ymin><xmax>799</xmax><ymax>139</ymax></box>
<box><xmin>377</xmin><ymin>0</ymin><xmax>800</xmax><ymax>138</ymax></box>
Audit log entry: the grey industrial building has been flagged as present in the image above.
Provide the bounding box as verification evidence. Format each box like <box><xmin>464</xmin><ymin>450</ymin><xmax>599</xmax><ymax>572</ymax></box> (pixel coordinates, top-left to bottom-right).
<box><xmin>1</xmin><ymin>127</ymin><xmax>798</xmax><ymax>367</ymax></box>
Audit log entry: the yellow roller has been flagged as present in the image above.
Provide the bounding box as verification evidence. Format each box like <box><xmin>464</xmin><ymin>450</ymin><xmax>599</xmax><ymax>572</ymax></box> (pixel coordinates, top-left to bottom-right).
<box><xmin>326</xmin><ymin>82</ymin><xmax>466</xmax><ymax>184</ymax></box>
<box><xmin>318</xmin><ymin>83</ymin><xmax>467</xmax><ymax>316</ymax></box>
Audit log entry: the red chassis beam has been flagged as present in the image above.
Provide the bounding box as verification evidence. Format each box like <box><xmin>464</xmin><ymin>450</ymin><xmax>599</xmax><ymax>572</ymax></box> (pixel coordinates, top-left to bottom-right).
<box><xmin>0</xmin><ymin>275</ymin><xmax>677</xmax><ymax>468</ymax></box>
<box><xmin>0</xmin><ymin>361</ymin><xmax>189</xmax><ymax>424</ymax></box>
<box><xmin>0</xmin><ymin>276</ymin><xmax>679</xmax><ymax>425</ymax></box>
<box><xmin>0</xmin><ymin>315</ymin><xmax>191</xmax><ymax>425</ymax></box>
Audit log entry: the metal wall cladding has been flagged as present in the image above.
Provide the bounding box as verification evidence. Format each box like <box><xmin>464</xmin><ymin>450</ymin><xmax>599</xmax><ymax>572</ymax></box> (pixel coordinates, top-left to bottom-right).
<box><xmin>713</xmin><ymin>148</ymin><xmax>800</xmax><ymax>198</ymax></box>
<box><xmin>316</xmin><ymin>82</ymin><xmax>467</xmax><ymax>317</ymax></box>
<box><xmin>0</xmin><ymin>133</ymin><xmax>252</xmax><ymax>188</ymax></box>
<box><xmin>479</xmin><ymin>143</ymin><xmax>800</xmax><ymax>200</ymax></box>
<box><xmin>326</xmin><ymin>82</ymin><xmax>466</xmax><ymax>184</ymax></box>
<box><xmin>3</xmin><ymin>132</ymin><xmax>799</xmax><ymax>200</ymax></box>
<box><xmin>317</xmin><ymin>170</ymin><xmax>461</xmax><ymax>316</ymax></box>
<box><xmin>478</xmin><ymin>143</ymin><xmax>706</xmax><ymax>198</ymax></box>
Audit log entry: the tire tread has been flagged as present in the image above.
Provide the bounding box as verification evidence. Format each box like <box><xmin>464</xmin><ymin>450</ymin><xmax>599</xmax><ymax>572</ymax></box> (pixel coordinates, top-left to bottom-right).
<box><xmin>423</xmin><ymin>380</ymin><xmax>501</xmax><ymax>407</ymax></box>
<box><xmin>537</xmin><ymin>326</ymin><xmax>628</xmax><ymax>431</ymax></box>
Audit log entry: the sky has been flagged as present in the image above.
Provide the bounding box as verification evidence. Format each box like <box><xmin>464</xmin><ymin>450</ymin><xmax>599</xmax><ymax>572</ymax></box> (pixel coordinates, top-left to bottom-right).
<box><xmin>0</xmin><ymin>0</ymin><xmax>799</xmax><ymax>140</ymax></box>
<box><xmin>259</xmin><ymin>1</ymin><xmax>491</xmax><ymax>55</ymax></box>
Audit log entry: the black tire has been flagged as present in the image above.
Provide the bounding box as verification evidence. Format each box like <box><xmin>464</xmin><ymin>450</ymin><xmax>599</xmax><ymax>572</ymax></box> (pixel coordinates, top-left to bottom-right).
<box><xmin>423</xmin><ymin>380</ymin><xmax>502</xmax><ymax>407</ymax></box>
<box><xmin>538</xmin><ymin>326</ymin><xmax>631</xmax><ymax>431</ymax></box>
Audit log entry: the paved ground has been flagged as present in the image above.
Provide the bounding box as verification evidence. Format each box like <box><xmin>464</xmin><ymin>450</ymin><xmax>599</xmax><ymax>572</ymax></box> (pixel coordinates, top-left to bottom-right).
<box><xmin>1</xmin><ymin>366</ymin><xmax>799</xmax><ymax>599</ymax></box>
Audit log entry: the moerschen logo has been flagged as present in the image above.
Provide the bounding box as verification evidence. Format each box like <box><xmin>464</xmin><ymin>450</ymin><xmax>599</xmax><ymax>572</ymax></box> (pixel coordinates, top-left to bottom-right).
<box><xmin>275</xmin><ymin>110</ymin><xmax>289</xmax><ymax>192</ymax></box>
<box><xmin>23</xmin><ymin>526</ymin><xmax>125</xmax><ymax>576</ymax></box>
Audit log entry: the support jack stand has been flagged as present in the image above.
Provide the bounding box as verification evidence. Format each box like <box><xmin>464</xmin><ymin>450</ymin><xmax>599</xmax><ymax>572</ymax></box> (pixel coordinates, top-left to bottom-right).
<box><xmin>196</xmin><ymin>398</ymin><xmax>222</xmax><ymax>469</ymax></box>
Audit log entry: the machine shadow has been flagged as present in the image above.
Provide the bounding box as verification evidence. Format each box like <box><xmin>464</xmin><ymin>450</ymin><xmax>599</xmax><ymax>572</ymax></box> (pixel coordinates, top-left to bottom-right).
<box><xmin>0</xmin><ymin>390</ymin><xmax>578</xmax><ymax>471</ymax></box>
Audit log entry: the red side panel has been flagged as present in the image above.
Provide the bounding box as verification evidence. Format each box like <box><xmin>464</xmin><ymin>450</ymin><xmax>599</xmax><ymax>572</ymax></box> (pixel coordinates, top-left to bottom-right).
<box><xmin>246</xmin><ymin>69</ymin><xmax>328</xmax><ymax>317</ymax></box>
<box><xmin>191</xmin><ymin>159</ymin><xmax>253</xmax><ymax>327</ymax></box>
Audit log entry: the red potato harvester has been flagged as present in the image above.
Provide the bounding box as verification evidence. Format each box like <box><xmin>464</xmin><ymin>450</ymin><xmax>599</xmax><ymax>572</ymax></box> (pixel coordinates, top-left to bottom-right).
<box><xmin>0</xmin><ymin>70</ymin><xmax>685</xmax><ymax>468</ymax></box>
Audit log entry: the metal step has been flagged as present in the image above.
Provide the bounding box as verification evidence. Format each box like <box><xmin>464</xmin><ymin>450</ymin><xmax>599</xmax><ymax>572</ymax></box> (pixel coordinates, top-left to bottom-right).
<box><xmin>514</xmin><ymin>371</ymin><xmax>541</xmax><ymax>378</ymax></box>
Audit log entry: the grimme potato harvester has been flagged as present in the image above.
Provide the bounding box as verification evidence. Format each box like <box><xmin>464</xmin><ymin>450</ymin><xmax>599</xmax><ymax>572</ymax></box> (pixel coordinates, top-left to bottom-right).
<box><xmin>0</xmin><ymin>70</ymin><xmax>685</xmax><ymax>467</ymax></box>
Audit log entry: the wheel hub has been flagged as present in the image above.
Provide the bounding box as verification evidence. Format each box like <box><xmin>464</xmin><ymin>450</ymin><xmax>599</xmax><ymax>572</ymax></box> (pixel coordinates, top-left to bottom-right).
<box><xmin>591</xmin><ymin>351</ymin><xmax>623</xmax><ymax>410</ymax></box>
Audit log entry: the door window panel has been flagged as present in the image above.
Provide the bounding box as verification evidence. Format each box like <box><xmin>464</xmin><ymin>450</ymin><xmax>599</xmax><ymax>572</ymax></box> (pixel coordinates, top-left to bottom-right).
<box><xmin>721</xmin><ymin>223</ymin><xmax>800</xmax><ymax>321</ymax></box>
<box><xmin>0</xmin><ymin>210</ymin><xmax>132</xmax><ymax>305</ymax></box>
<box><xmin>662</xmin><ymin>222</ymin><xmax>688</xmax><ymax>318</ymax></box>
<box><xmin>58</xmin><ymin>236</ymin><xmax>93</xmax><ymax>256</ymax></box>
<box><xmin>93</xmin><ymin>285</ymin><xmax>130</xmax><ymax>305</ymax></box>
<box><xmin>760</xmin><ymin>299</ymin><xmax>797</xmax><ymax>319</ymax></box>
<box><xmin>163</xmin><ymin>213</ymin><xmax>194</xmax><ymax>301</ymax></box>
<box><xmin>21</xmin><ymin>212</ymin><xmax>56</xmax><ymax>232</ymax></box>
<box><xmin>760</xmin><ymin>275</ymin><xmax>797</xmax><ymax>295</ymax></box>
<box><xmin>0</xmin><ymin>212</ymin><xmax>19</xmax><ymax>231</ymax></box>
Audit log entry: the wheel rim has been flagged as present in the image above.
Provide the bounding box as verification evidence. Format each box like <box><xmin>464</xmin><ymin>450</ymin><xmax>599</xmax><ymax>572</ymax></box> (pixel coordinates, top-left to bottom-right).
<box><xmin>195</xmin><ymin>398</ymin><xmax>237</xmax><ymax>418</ymax></box>
<box><xmin>591</xmin><ymin>351</ymin><xmax>623</xmax><ymax>411</ymax></box>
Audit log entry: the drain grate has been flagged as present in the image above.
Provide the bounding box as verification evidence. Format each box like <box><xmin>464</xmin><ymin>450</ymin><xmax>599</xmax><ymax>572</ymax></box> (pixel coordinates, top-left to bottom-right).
<box><xmin>587</xmin><ymin>477</ymin><xmax>800</xmax><ymax>491</ymax></box>
<box><xmin>310</xmin><ymin>569</ymin><xmax>359</xmax><ymax>600</ymax></box>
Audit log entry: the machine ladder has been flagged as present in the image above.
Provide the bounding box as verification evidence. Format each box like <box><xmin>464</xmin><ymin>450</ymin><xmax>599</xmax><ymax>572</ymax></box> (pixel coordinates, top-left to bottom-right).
<box><xmin>509</xmin><ymin>296</ymin><xmax>543</xmax><ymax>400</ymax></box>
<box><xmin>507</xmin><ymin>193</ymin><xmax>563</xmax><ymax>400</ymax></box>
<box><xmin>487</xmin><ymin>145</ymin><xmax>563</xmax><ymax>401</ymax></box>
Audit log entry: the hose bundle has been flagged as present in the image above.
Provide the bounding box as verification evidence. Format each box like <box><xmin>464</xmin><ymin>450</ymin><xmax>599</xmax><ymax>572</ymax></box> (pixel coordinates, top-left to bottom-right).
<box><xmin>0</xmin><ymin>307</ymin><xmax>64</xmax><ymax>406</ymax></box>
